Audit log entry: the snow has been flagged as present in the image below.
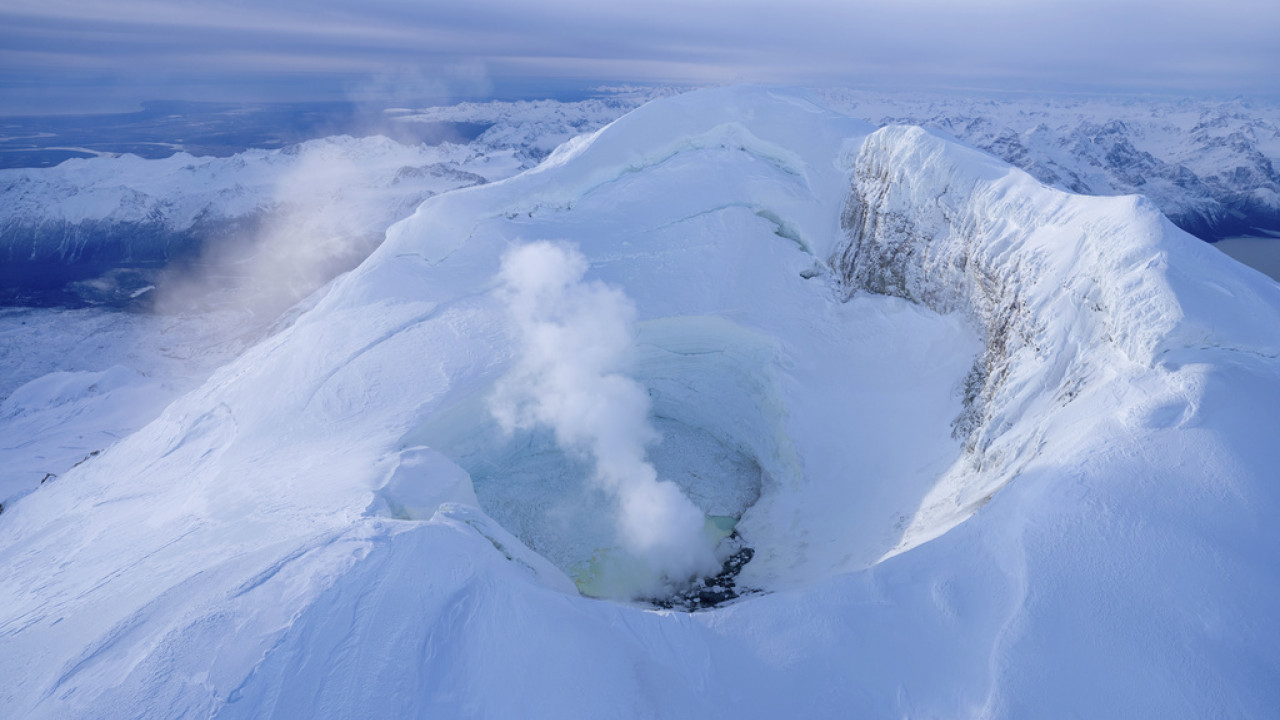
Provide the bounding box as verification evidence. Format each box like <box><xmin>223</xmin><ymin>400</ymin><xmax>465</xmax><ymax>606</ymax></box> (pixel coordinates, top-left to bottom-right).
<box><xmin>391</xmin><ymin>87</ymin><xmax>679</xmax><ymax>165</ymax></box>
<box><xmin>836</xmin><ymin>123</ymin><xmax>1280</xmax><ymax>553</ymax></box>
<box><xmin>2</xmin><ymin>86</ymin><xmax>1279</xmax><ymax>718</ymax></box>
<box><xmin>9</xmin><ymin>86</ymin><xmax>1278</xmax><ymax>311</ymax></box>
<box><xmin>0</xmin><ymin>89</ymin><xmax>669</xmax><ymax>247</ymax></box>
<box><xmin>821</xmin><ymin>88</ymin><xmax>1280</xmax><ymax>240</ymax></box>
<box><xmin>0</xmin><ymin>307</ymin><xmax>250</xmax><ymax>502</ymax></box>
<box><xmin>0</xmin><ymin>135</ymin><xmax>512</xmax><ymax>230</ymax></box>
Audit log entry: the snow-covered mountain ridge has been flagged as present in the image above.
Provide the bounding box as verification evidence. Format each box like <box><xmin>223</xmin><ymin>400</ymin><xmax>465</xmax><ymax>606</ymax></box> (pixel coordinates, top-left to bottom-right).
<box><xmin>0</xmin><ymin>91</ymin><xmax>679</xmax><ymax>308</ymax></box>
<box><xmin>1</xmin><ymin>87</ymin><xmax>1278</xmax><ymax>717</ymax></box>
<box><xmin>837</xmin><ymin>122</ymin><xmax>1280</xmax><ymax>549</ymax></box>
<box><xmin>389</xmin><ymin>86</ymin><xmax>680</xmax><ymax>165</ymax></box>
<box><xmin>0</xmin><ymin>134</ymin><xmax>519</xmax><ymax>306</ymax></box>
<box><xmin>823</xmin><ymin>89</ymin><xmax>1280</xmax><ymax>240</ymax></box>
<box><xmin>5</xmin><ymin>87</ymin><xmax>1278</xmax><ymax>306</ymax></box>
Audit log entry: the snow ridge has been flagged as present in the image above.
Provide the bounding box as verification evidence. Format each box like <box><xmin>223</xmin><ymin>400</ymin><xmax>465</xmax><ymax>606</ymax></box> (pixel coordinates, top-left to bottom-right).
<box><xmin>835</xmin><ymin>123</ymin><xmax>1280</xmax><ymax>549</ymax></box>
<box><xmin>822</xmin><ymin>89</ymin><xmax>1280</xmax><ymax>240</ymax></box>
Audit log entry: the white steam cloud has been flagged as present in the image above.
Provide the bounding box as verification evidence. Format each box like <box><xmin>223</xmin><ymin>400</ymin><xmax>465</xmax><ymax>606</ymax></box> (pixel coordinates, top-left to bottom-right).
<box><xmin>154</xmin><ymin>145</ymin><xmax>382</xmax><ymax>324</ymax></box>
<box><xmin>489</xmin><ymin>241</ymin><xmax>719</xmax><ymax>595</ymax></box>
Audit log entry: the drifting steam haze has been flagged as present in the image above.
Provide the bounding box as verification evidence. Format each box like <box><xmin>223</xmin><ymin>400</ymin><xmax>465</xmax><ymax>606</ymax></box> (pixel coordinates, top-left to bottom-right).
<box><xmin>151</xmin><ymin>142</ymin><xmax>421</xmax><ymax>331</ymax></box>
<box><xmin>489</xmin><ymin>241</ymin><xmax>719</xmax><ymax>594</ymax></box>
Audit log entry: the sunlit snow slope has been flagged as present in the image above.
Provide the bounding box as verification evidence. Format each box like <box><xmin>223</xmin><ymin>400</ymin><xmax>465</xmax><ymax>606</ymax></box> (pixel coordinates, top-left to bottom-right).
<box><xmin>2</xmin><ymin>87</ymin><xmax>1279</xmax><ymax>718</ymax></box>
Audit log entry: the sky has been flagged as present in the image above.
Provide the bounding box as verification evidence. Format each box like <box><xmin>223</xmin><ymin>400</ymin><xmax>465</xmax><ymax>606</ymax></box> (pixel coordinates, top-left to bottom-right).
<box><xmin>2</xmin><ymin>0</ymin><xmax>1278</xmax><ymax>114</ymax></box>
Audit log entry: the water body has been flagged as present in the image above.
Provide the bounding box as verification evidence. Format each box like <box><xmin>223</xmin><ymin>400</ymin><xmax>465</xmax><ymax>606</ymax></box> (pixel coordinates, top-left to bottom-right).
<box><xmin>0</xmin><ymin>101</ymin><xmax>492</xmax><ymax>169</ymax></box>
<box><xmin>1213</xmin><ymin>236</ymin><xmax>1280</xmax><ymax>282</ymax></box>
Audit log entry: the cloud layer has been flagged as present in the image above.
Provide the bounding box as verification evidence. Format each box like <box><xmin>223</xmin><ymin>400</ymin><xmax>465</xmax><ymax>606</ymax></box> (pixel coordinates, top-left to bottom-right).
<box><xmin>2</xmin><ymin>0</ymin><xmax>1278</xmax><ymax>112</ymax></box>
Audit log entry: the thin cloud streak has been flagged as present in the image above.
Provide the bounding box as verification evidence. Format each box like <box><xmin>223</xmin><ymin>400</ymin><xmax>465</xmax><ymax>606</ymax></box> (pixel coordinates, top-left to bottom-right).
<box><xmin>2</xmin><ymin>0</ymin><xmax>1277</xmax><ymax>113</ymax></box>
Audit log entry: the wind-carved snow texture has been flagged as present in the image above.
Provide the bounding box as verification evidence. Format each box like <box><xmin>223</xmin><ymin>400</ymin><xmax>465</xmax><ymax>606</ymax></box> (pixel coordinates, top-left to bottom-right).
<box><xmin>488</xmin><ymin>241</ymin><xmax>719</xmax><ymax>598</ymax></box>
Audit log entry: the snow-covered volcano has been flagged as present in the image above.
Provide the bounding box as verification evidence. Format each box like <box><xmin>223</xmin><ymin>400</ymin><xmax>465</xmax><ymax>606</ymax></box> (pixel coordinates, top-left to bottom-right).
<box><xmin>2</xmin><ymin>87</ymin><xmax>1278</xmax><ymax>718</ymax></box>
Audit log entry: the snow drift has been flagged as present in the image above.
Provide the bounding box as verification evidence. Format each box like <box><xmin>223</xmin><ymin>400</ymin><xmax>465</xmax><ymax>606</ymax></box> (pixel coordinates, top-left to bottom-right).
<box><xmin>1</xmin><ymin>87</ymin><xmax>1278</xmax><ymax>718</ymax></box>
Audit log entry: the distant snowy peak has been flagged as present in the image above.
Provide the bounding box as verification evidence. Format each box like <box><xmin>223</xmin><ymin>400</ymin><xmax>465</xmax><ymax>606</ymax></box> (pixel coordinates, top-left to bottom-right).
<box><xmin>0</xmin><ymin>134</ymin><xmax>522</xmax><ymax>306</ymax></box>
<box><xmin>0</xmin><ymin>92</ymin><xmax>678</xmax><ymax>236</ymax></box>
<box><xmin>0</xmin><ymin>92</ymin><xmax>684</xmax><ymax>307</ymax></box>
<box><xmin>821</xmin><ymin>89</ymin><xmax>1280</xmax><ymax>240</ymax></box>
<box><xmin>7</xmin><ymin>86</ymin><xmax>1277</xmax><ymax>308</ymax></box>
<box><xmin>0</xmin><ymin>134</ymin><xmax>511</xmax><ymax>231</ymax></box>
<box><xmin>389</xmin><ymin>87</ymin><xmax>684</xmax><ymax>165</ymax></box>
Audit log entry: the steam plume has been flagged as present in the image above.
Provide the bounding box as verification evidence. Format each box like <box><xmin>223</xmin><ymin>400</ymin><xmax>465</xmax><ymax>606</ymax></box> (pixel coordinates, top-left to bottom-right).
<box><xmin>153</xmin><ymin>144</ymin><xmax>379</xmax><ymax>324</ymax></box>
<box><xmin>489</xmin><ymin>241</ymin><xmax>719</xmax><ymax>595</ymax></box>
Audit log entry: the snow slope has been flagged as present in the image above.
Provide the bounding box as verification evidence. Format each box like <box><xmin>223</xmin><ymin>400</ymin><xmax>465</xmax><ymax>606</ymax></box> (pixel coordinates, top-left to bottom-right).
<box><xmin>0</xmin><ymin>93</ymin><xmax>661</xmax><ymax>511</ymax></box>
<box><xmin>823</xmin><ymin>89</ymin><xmax>1280</xmax><ymax>240</ymax></box>
<box><xmin>1</xmin><ymin>86</ymin><xmax>1278</xmax><ymax>718</ymax></box>
<box><xmin>0</xmin><ymin>306</ymin><xmax>253</xmax><ymax>503</ymax></box>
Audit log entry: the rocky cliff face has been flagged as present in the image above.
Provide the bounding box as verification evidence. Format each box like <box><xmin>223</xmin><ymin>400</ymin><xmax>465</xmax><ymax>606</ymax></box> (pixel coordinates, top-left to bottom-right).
<box><xmin>831</xmin><ymin>124</ymin><xmax>1280</xmax><ymax>545</ymax></box>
